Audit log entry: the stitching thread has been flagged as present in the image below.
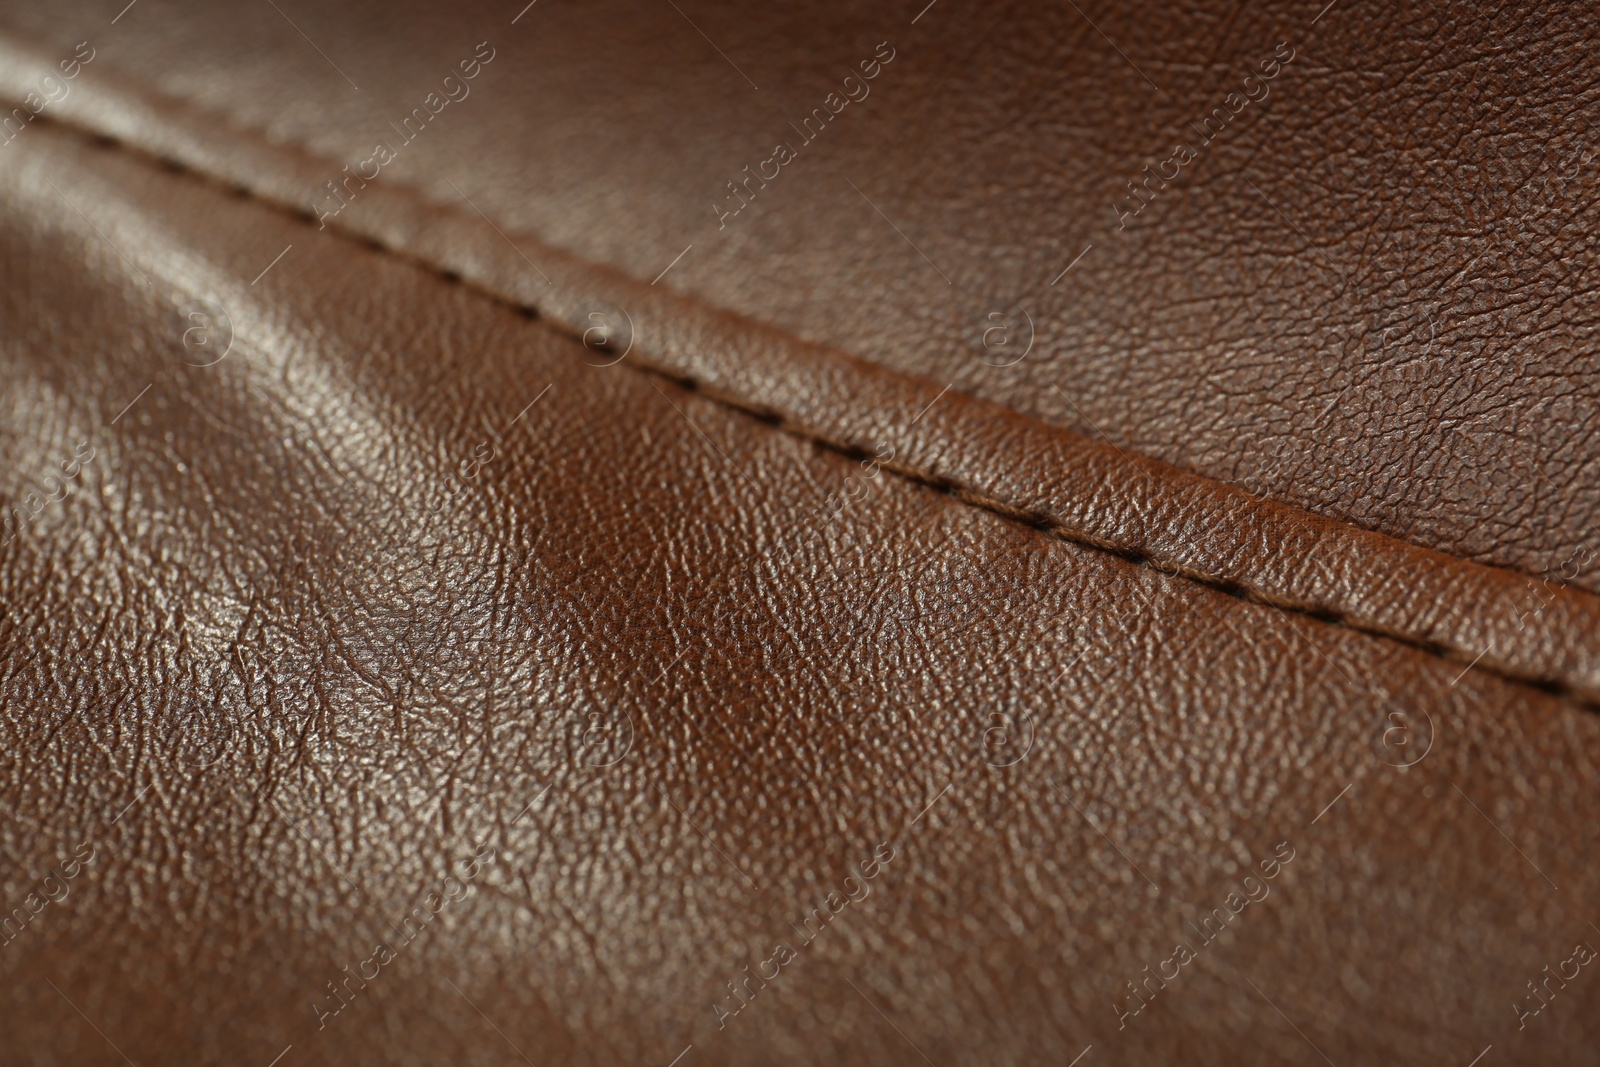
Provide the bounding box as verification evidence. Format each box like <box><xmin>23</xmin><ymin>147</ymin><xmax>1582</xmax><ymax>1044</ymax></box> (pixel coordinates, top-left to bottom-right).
<box><xmin>24</xmin><ymin>111</ymin><xmax>1599</xmax><ymax>712</ymax></box>
<box><xmin>16</xmin><ymin>63</ymin><xmax>1584</xmax><ymax>598</ymax></box>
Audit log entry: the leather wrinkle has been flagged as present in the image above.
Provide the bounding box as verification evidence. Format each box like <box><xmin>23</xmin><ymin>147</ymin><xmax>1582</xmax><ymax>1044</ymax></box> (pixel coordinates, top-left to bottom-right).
<box><xmin>19</xmin><ymin>104</ymin><xmax>1600</xmax><ymax>713</ymax></box>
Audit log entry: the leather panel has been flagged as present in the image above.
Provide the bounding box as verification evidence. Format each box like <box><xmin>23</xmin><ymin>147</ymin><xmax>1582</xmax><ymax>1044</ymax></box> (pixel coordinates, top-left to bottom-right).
<box><xmin>1</xmin><ymin>0</ymin><xmax>1594</xmax><ymax>588</ymax></box>
<box><xmin>0</xmin><ymin>117</ymin><xmax>1596</xmax><ymax>1067</ymax></box>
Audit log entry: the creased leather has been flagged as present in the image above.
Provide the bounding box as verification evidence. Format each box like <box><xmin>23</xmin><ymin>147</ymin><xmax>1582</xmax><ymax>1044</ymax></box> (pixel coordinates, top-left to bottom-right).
<box><xmin>1</xmin><ymin>101</ymin><xmax>1598</xmax><ymax>1067</ymax></box>
<box><xmin>0</xmin><ymin>32</ymin><xmax>1594</xmax><ymax>709</ymax></box>
<box><xmin>1</xmin><ymin>0</ymin><xmax>1593</xmax><ymax>591</ymax></box>
<box><xmin>3</xmin><ymin>4</ymin><xmax>1600</xmax><ymax>1066</ymax></box>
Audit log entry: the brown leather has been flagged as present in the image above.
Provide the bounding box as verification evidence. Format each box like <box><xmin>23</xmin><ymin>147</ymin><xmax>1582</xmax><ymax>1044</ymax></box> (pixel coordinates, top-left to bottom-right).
<box><xmin>4</xmin><ymin>0</ymin><xmax>1593</xmax><ymax>589</ymax></box>
<box><xmin>1</xmin><ymin>3</ymin><xmax>1597</xmax><ymax>1066</ymax></box>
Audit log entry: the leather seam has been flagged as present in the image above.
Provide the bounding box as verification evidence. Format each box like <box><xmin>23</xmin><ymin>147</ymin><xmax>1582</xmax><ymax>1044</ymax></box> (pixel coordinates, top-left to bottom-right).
<box><xmin>8</xmin><ymin>77</ymin><xmax>1587</xmax><ymax>600</ymax></box>
<box><xmin>688</xmin><ymin>385</ymin><xmax>1592</xmax><ymax>709</ymax></box>
<box><xmin>18</xmin><ymin>112</ymin><xmax>1600</xmax><ymax>711</ymax></box>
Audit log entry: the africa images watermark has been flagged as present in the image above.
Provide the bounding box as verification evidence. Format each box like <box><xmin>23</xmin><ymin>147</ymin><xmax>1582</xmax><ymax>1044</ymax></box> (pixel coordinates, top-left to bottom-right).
<box><xmin>1513</xmin><ymin>932</ymin><xmax>1597</xmax><ymax>1031</ymax></box>
<box><xmin>1113</xmin><ymin>42</ymin><xmax>1296</xmax><ymax>230</ymax></box>
<box><xmin>1511</xmin><ymin>534</ymin><xmax>1595</xmax><ymax>631</ymax></box>
<box><xmin>711</xmin><ymin>841</ymin><xmax>896</xmax><ymax>1030</ymax></box>
<box><xmin>711</xmin><ymin>42</ymin><xmax>898</xmax><ymax>230</ymax></box>
<box><xmin>1</xmin><ymin>438</ymin><xmax>97</xmax><ymax>546</ymax></box>
<box><xmin>0</xmin><ymin>842</ymin><xmax>97</xmax><ymax>950</ymax></box>
<box><xmin>310</xmin><ymin>841</ymin><xmax>496</xmax><ymax>1030</ymax></box>
<box><xmin>1112</xmin><ymin>840</ymin><xmax>1297</xmax><ymax>1029</ymax></box>
<box><xmin>310</xmin><ymin>41</ymin><xmax>497</xmax><ymax>229</ymax></box>
<box><xmin>799</xmin><ymin>442</ymin><xmax>896</xmax><ymax>545</ymax></box>
<box><xmin>0</xmin><ymin>40</ymin><xmax>95</xmax><ymax>148</ymax></box>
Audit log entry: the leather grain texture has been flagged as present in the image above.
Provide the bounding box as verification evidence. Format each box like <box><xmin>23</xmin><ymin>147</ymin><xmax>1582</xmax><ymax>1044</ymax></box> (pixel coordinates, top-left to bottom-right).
<box><xmin>0</xmin><ymin>3</ymin><xmax>1598</xmax><ymax>1067</ymax></box>
<box><xmin>0</xmin><ymin>25</ymin><xmax>1594</xmax><ymax>709</ymax></box>
<box><xmin>1</xmin><ymin>0</ymin><xmax>1594</xmax><ymax>589</ymax></box>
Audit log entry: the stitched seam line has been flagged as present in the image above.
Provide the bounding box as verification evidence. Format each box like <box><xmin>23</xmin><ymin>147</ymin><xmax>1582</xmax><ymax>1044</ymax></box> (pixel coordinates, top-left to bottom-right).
<box><xmin>690</xmin><ymin>383</ymin><xmax>1593</xmax><ymax>709</ymax></box>
<box><xmin>22</xmin><ymin>112</ymin><xmax>1599</xmax><ymax>712</ymax></box>
<box><xmin>11</xmin><ymin>68</ymin><xmax>1590</xmax><ymax>601</ymax></box>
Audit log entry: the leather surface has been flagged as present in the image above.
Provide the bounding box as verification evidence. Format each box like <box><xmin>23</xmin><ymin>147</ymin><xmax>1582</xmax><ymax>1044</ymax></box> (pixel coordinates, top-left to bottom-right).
<box><xmin>2</xmin><ymin>24</ymin><xmax>1594</xmax><ymax>710</ymax></box>
<box><xmin>1</xmin><ymin>0</ymin><xmax>1595</xmax><ymax>592</ymax></box>
<box><xmin>1</xmin><ymin>4</ymin><xmax>1598</xmax><ymax>1067</ymax></box>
